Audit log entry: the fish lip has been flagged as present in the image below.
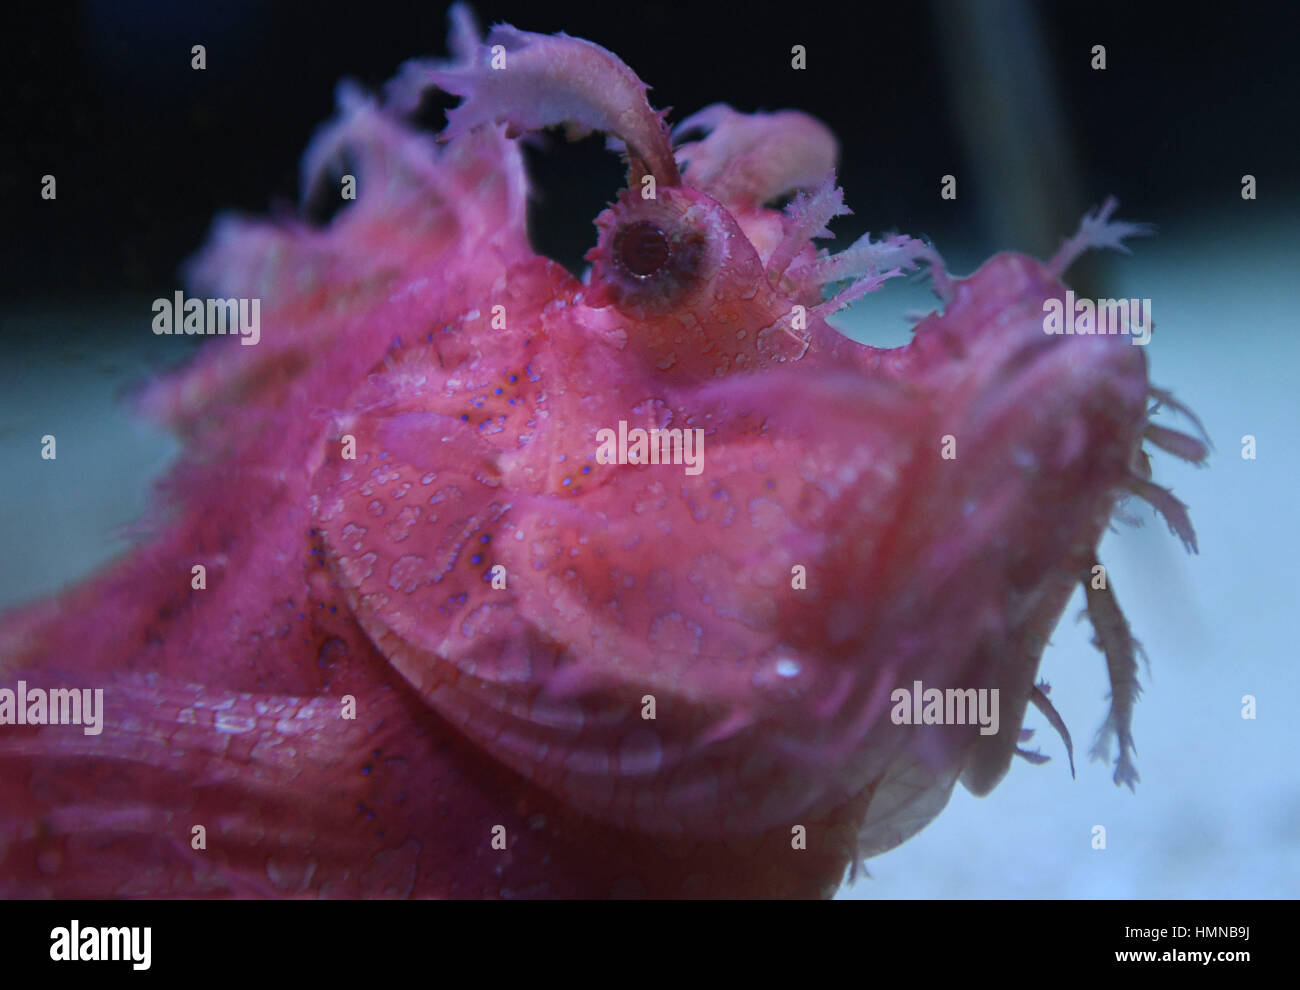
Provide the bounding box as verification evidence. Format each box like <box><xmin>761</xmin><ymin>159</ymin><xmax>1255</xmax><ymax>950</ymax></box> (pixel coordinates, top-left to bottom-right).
<box><xmin>996</xmin><ymin>319</ymin><xmax>1148</xmax><ymax>408</ymax></box>
<box><xmin>957</xmin><ymin>320</ymin><xmax>1144</xmax><ymax>434</ymax></box>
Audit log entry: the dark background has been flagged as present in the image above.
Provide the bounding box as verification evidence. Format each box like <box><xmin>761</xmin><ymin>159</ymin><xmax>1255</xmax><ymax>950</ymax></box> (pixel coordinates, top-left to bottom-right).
<box><xmin>3</xmin><ymin>0</ymin><xmax>1297</xmax><ymax>312</ymax></box>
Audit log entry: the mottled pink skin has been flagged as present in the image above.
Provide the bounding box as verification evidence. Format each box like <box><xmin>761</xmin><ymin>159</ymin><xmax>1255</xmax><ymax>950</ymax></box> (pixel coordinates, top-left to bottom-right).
<box><xmin>0</xmin><ymin>15</ymin><xmax>1188</xmax><ymax>897</ymax></box>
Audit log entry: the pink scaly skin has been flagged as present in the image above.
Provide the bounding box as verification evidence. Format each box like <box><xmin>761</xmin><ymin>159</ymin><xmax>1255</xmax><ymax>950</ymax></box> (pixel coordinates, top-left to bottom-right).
<box><xmin>0</xmin><ymin>9</ymin><xmax>1206</xmax><ymax>897</ymax></box>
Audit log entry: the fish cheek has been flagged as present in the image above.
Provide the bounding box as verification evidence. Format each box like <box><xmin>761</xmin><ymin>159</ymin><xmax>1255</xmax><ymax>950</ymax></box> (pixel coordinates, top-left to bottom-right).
<box><xmin>309</xmin><ymin>396</ymin><xmax>522</xmax><ymax>674</ymax></box>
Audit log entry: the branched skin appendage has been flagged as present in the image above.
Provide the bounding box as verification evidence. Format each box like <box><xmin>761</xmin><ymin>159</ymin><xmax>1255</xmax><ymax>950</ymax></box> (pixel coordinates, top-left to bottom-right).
<box><xmin>0</xmin><ymin>4</ymin><xmax>1207</xmax><ymax>898</ymax></box>
<box><xmin>1070</xmin><ymin>381</ymin><xmax>1208</xmax><ymax>789</ymax></box>
<box><xmin>1081</xmin><ymin>570</ymin><xmax>1145</xmax><ymax>789</ymax></box>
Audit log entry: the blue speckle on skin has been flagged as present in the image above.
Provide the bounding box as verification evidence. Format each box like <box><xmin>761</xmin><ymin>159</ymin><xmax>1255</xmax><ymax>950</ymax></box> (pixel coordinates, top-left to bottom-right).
<box><xmin>562</xmin><ymin>477</ymin><xmax>572</xmax><ymax>486</ymax></box>
<box><xmin>494</xmin><ymin>387</ymin><xmax>503</xmax><ymax>395</ymax></box>
<box><xmin>471</xmin><ymin>554</ymin><xmax>483</xmax><ymax>564</ymax></box>
<box><xmin>460</xmin><ymin>413</ymin><xmax>469</xmax><ymax>421</ymax></box>
<box><xmin>481</xmin><ymin>534</ymin><xmax>492</xmax><ymax>544</ymax></box>
<box><xmin>509</xmin><ymin>375</ymin><xmax>518</xmax><ymax>383</ymax></box>
<box><xmin>581</xmin><ymin>465</ymin><xmax>591</xmax><ymax>474</ymax></box>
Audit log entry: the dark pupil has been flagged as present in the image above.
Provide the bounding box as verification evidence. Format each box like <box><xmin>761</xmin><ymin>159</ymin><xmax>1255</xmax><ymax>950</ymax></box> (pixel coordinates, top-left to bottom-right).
<box><xmin>617</xmin><ymin>222</ymin><xmax>670</xmax><ymax>277</ymax></box>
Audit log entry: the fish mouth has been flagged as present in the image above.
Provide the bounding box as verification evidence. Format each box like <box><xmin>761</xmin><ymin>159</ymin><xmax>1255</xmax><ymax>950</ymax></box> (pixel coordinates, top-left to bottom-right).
<box><xmin>839</xmin><ymin>245</ymin><xmax>1206</xmax><ymax>832</ymax></box>
<box><xmin>987</xmin><ymin>320</ymin><xmax>1152</xmax><ymax>479</ymax></box>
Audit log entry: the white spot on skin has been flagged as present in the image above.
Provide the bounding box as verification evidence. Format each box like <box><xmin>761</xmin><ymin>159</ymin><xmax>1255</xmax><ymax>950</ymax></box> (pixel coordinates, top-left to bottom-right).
<box><xmin>563</xmin><ymin>746</ymin><xmax>611</xmax><ymax>775</ymax></box>
<box><xmin>751</xmin><ymin>655</ymin><xmax>809</xmax><ymax>699</ymax></box>
<box><xmin>356</xmin><ymin>552</ymin><xmax>378</xmax><ymax>580</ymax></box>
<box><xmin>386</xmin><ymin>505</ymin><xmax>421</xmax><ymax>543</ymax></box>
<box><xmin>493</xmin><ymin>725</ymin><xmax>549</xmax><ymax>764</ymax></box>
<box><xmin>388</xmin><ymin>555</ymin><xmax>429</xmax><ymax>594</ymax></box>
<box><xmin>214</xmin><ymin>712</ymin><xmax>256</xmax><ymax>734</ymax></box>
<box><xmin>776</xmin><ymin>658</ymin><xmax>801</xmax><ymax>678</ymax></box>
<box><xmin>617</xmin><ymin>728</ymin><xmax>664</xmax><ymax>775</ymax></box>
<box><xmin>360</xmin><ymin>839</ymin><xmax>421</xmax><ymax>898</ymax></box>
<box><xmin>266</xmin><ymin>856</ymin><xmax>318</xmax><ymax>894</ymax></box>
<box><xmin>1011</xmin><ymin>446</ymin><xmax>1036</xmax><ymax>471</ymax></box>
<box><xmin>648</xmin><ymin>612</ymin><xmax>703</xmax><ymax>659</ymax></box>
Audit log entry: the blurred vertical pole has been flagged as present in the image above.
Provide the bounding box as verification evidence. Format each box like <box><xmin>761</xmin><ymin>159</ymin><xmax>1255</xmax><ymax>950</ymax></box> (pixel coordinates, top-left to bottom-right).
<box><xmin>929</xmin><ymin>0</ymin><xmax>1104</xmax><ymax>291</ymax></box>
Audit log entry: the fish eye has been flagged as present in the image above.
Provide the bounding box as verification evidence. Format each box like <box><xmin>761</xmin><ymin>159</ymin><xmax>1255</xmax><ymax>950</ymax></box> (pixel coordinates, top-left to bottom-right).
<box><xmin>591</xmin><ymin>192</ymin><xmax>715</xmax><ymax>318</ymax></box>
<box><xmin>613</xmin><ymin>221</ymin><xmax>671</xmax><ymax>278</ymax></box>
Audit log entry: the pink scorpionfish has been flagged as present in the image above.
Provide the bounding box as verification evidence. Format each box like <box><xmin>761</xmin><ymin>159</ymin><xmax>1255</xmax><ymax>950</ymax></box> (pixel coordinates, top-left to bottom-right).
<box><xmin>0</xmin><ymin>10</ymin><xmax>1206</xmax><ymax>898</ymax></box>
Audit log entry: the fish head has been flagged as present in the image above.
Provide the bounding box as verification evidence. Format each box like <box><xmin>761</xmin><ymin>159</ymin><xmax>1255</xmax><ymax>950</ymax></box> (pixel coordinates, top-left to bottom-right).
<box><xmin>263</xmin><ymin>9</ymin><xmax>1211</xmax><ymax>865</ymax></box>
